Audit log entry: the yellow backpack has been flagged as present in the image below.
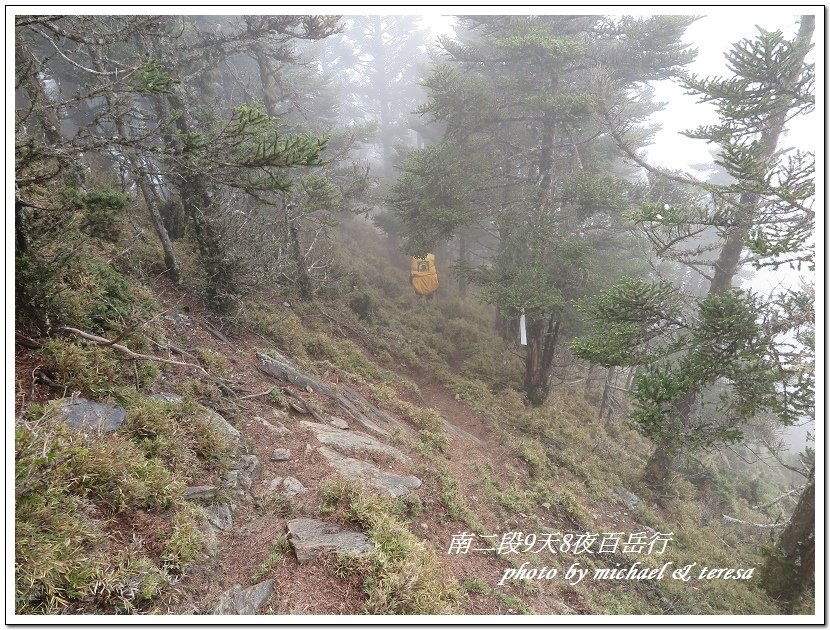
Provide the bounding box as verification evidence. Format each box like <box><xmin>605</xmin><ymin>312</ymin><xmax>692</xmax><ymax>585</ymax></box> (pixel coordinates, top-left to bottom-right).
<box><xmin>410</xmin><ymin>253</ymin><xmax>439</xmax><ymax>296</ymax></box>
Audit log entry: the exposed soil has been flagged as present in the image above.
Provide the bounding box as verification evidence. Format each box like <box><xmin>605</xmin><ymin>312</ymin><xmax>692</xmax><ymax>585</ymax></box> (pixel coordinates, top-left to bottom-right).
<box><xmin>15</xmin><ymin>276</ymin><xmax>654</xmax><ymax>618</ymax></box>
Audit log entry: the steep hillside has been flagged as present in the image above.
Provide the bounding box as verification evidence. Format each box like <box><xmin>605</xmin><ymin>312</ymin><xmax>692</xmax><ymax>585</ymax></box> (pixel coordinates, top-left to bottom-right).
<box><xmin>14</xmin><ymin>215</ymin><xmax>807</xmax><ymax>616</ymax></box>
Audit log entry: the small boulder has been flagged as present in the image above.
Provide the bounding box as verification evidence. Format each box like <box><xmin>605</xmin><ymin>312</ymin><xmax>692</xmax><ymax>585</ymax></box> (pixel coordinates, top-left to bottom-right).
<box><xmin>268</xmin><ymin>477</ymin><xmax>284</xmax><ymax>492</ymax></box>
<box><xmin>287</xmin><ymin>518</ymin><xmax>373</xmax><ymax>563</ymax></box>
<box><xmin>241</xmin><ymin>455</ymin><xmax>261</xmax><ymax>480</ymax></box>
<box><xmin>282</xmin><ymin>476</ymin><xmax>307</xmax><ymax>496</ymax></box>
<box><xmin>205</xmin><ymin>503</ymin><xmax>233</xmax><ymax>531</ymax></box>
<box><xmin>50</xmin><ymin>397</ymin><xmax>125</xmax><ymax>435</ymax></box>
<box><xmin>328</xmin><ymin>416</ymin><xmax>349</xmax><ymax>430</ymax></box>
<box><xmin>257</xmin><ymin>416</ymin><xmax>289</xmax><ymax>437</ymax></box>
<box><xmin>213</xmin><ymin>580</ymin><xmax>273</xmax><ymax>615</ymax></box>
<box><xmin>613</xmin><ymin>486</ymin><xmax>642</xmax><ymax>511</ymax></box>
<box><xmin>270</xmin><ymin>448</ymin><xmax>290</xmax><ymax>462</ymax></box>
<box><xmin>184</xmin><ymin>486</ymin><xmax>218</xmax><ymax>502</ymax></box>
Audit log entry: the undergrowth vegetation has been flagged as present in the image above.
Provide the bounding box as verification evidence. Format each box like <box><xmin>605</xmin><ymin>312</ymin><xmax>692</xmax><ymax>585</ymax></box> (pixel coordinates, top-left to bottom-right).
<box><xmin>14</xmin><ymin>204</ymin><xmax>809</xmax><ymax>615</ymax></box>
<box><xmin>319</xmin><ymin>479</ymin><xmax>464</xmax><ymax>614</ymax></box>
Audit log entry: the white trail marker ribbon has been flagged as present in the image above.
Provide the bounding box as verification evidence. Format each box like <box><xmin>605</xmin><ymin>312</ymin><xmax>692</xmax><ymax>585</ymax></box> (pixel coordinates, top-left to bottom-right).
<box><xmin>519</xmin><ymin>309</ymin><xmax>527</xmax><ymax>346</ymax></box>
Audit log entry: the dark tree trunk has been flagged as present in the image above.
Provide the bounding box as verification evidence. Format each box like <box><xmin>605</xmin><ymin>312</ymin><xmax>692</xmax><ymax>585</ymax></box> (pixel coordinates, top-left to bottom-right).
<box><xmin>599</xmin><ymin>366</ymin><xmax>616</xmax><ymax>421</ymax></box>
<box><xmin>643</xmin><ymin>442</ymin><xmax>678</xmax><ymax>489</ymax></box>
<box><xmin>457</xmin><ymin>233</ymin><xmax>469</xmax><ymax>297</ymax></box>
<box><xmin>523</xmin><ymin>316</ymin><xmax>560</xmax><ymax>407</ymax></box>
<box><xmin>164</xmin><ymin>92</ymin><xmax>234</xmax><ymax>309</ymax></box>
<box><xmin>286</xmin><ymin>202</ymin><xmax>312</xmax><ymax>299</ymax></box>
<box><xmin>763</xmin><ymin>467</ymin><xmax>815</xmax><ymax>611</ymax></box>
<box><xmin>254</xmin><ymin>46</ymin><xmax>278</xmax><ymax>117</ymax></box>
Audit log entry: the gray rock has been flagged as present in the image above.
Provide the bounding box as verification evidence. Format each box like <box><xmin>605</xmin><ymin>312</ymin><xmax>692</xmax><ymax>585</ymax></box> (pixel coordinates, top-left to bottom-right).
<box><xmin>50</xmin><ymin>397</ymin><xmax>125</xmax><ymax>435</ymax></box>
<box><xmin>241</xmin><ymin>455</ymin><xmax>261</xmax><ymax>481</ymax></box>
<box><xmin>300</xmin><ymin>421</ymin><xmax>410</xmax><ymax>462</ymax></box>
<box><xmin>205</xmin><ymin>503</ymin><xmax>233</xmax><ymax>531</ymax></box>
<box><xmin>257</xmin><ymin>416</ymin><xmax>289</xmax><ymax>437</ymax></box>
<box><xmin>287</xmin><ymin>518</ymin><xmax>373</xmax><ymax>563</ymax></box>
<box><xmin>328</xmin><ymin>416</ymin><xmax>349</xmax><ymax>430</ymax></box>
<box><xmin>154</xmin><ymin>393</ymin><xmax>240</xmax><ymax>444</ymax></box>
<box><xmin>541</xmin><ymin>501</ymin><xmax>552</xmax><ymax>510</ymax></box>
<box><xmin>268</xmin><ymin>477</ymin><xmax>284</xmax><ymax>492</ymax></box>
<box><xmin>184</xmin><ymin>486</ymin><xmax>218</xmax><ymax>501</ymax></box>
<box><xmin>213</xmin><ymin>580</ymin><xmax>273</xmax><ymax>615</ymax></box>
<box><xmin>270</xmin><ymin>448</ymin><xmax>290</xmax><ymax>462</ymax></box>
<box><xmin>613</xmin><ymin>486</ymin><xmax>642</xmax><ymax>511</ymax></box>
<box><xmin>202</xmin><ymin>407</ymin><xmax>241</xmax><ymax>444</ymax></box>
<box><xmin>163</xmin><ymin>313</ymin><xmax>191</xmax><ymax>330</ymax></box>
<box><xmin>222</xmin><ymin>470</ymin><xmax>240</xmax><ymax>489</ymax></box>
<box><xmin>282</xmin><ymin>476</ymin><xmax>307</xmax><ymax>496</ymax></box>
<box><xmin>317</xmin><ymin>446</ymin><xmax>421</xmax><ymax>497</ymax></box>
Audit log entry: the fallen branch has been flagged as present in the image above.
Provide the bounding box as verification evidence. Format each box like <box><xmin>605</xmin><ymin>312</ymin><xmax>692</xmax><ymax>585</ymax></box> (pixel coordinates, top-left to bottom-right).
<box><xmin>722</xmin><ymin>515</ymin><xmax>787</xmax><ymax>529</ymax></box>
<box><xmin>200</xmin><ymin>318</ymin><xmax>231</xmax><ymax>345</ymax></box>
<box><xmin>57</xmin><ymin>326</ymin><xmax>236</xmax><ymax>396</ymax></box>
<box><xmin>238</xmin><ymin>387</ymin><xmax>278</xmax><ymax>400</ymax></box>
<box><xmin>148</xmin><ymin>337</ymin><xmax>198</xmax><ymax>360</ymax></box>
<box><xmin>752</xmin><ymin>485</ymin><xmax>805</xmax><ymax>511</ymax></box>
<box><xmin>16</xmin><ymin>331</ymin><xmax>43</xmax><ymax>349</ymax></box>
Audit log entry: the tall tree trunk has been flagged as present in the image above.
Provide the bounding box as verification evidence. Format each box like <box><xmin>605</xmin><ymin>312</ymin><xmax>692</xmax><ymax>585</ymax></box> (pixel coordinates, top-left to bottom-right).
<box><xmin>524</xmin><ymin>316</ymin><xmax>560</xmax><ymax>406</ymax></box>
<box><xmin>88</xmin><ymin>46</ymin><xmax>181</xmax><ymax>282</ymax></box>
<box><xmin>254</xmin><ymin>46</ymin><xmax>278</xmax><ymax>117</ymax></box>
<box><xmin>164</xmin><ymin>92</ymin><xmax>234</xmax><ymax>309</ymax></box>
<box><xmin>286</xmin><ymin>201</ymin><xmax>312</xmax><ymax>299</ymax></box>
<box><xmin>643</xmin><ymin>442</ymin><xmax>678</xmax><ymax>489</ymax></box>
<box><xmin>763</xmin><ymin>466</ymin><xmax>815</xmax><ymax>611</ymax></box>
<box><xmin>599</xmin><ymin>366</ymin><xmax>616</xmax><ymax>420</ymax></box>
<box><xmin>708</xmin><ymin>15</ymin><xmax>814</xmax><ymax>295</ymax></box>
<box><xmin>457</xmin><ymin>233</ymin><xmax>469</xmax><ymax>297</ymax></box>
<box><xmin>372</xmin><ymin>16</ymin><xmax>394</xmax><ymax>179</ymax></box>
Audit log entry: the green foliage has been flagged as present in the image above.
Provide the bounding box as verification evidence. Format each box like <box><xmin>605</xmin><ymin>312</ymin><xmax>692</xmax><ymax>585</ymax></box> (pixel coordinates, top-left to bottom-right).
<box><xmin>132</xmin><ymin>59</ymin><xmax>179</xmax><ymax>94</ymax></box>
<box><xmin>317</xmin><ymin>479</ymin><xmax>464</xmax><ymax>614</ymax></box>
<box><xmin>254</xmin><ymin>535</ymin><xmax>291</xmax><ymax>581</ymax></box>
<box><xmin>121</xmin><ymin>397</ymin><xmax>232</xmax><ymax>481</ymax></box>
<box><xmin>14</xmin><ymin>412</ymin><xmax>185</xmax><ymax>613</ymax></box>
<box><xmin>61</xmin><ymin>186</ymin><xmax>130</xmax><ymax>242</ymax></box>
<box><xmin>160</xmin><ymin>505</ymin><xmax>205</xmax><ymax>575</ymax></box>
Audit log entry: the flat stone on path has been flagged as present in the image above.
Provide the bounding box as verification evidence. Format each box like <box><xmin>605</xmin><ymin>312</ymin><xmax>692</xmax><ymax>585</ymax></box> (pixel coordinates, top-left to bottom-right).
<box><xmin>205</xmin><ymin>503</ymin><xmax>233</xmax><ymax>531</ymax></box>
<box><xmin>282</xmin><ymin>476</ymin><xmax>308</xmax><ymax>496</ymax></box>
<box><xmin>50</xmin><ymin>397</ymin><xmax>126</xmax><ymax>435</ymax></box>
<box><xmin>184</xmin><ymin>486</ymin><xmax>218</xmax><ymax>501</ymax></box>
<box><xmin>256</xmin><ymin>416</ymin><xmax>289</xmax><ymax>437</ymax></box>
<box><xmin>318</xmin><ymin>446</ymin><xmax>421</xmax><ymax>497</ymax></box>
<box><xmin>328</xmin><ymin>416</ymin><xmax>349</xmax><ymax>430</ymax></box>
<box><xmin>213</xmin><ymin>580</ymin><xmax>274</xmax><ymax>614</ymax></box>
<box><xmin>287</xmin><ymin>518</ymin><xmax>373</xmax><ymax>563</ymax></box>
<box><xmin>300</xmin><ymin>421</ymin><xmax>410</xmax><ymax>463</ymax></box>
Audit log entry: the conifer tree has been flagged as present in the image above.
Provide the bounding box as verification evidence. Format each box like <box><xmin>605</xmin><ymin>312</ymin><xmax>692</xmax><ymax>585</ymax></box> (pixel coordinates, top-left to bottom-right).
<box><xmin>391</xmin><ymin>15</ymin><xmax>696</xmax><ymax>405</ymax></box>
<box><xmin>572</xmin><ymin>16</ymin><xmax>815</xmax><ymax>483</ymax></box>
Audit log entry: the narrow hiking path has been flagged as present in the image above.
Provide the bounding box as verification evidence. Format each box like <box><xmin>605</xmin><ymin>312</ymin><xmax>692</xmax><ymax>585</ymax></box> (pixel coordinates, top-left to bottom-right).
<box><xmin>135</xmin><ymin>281</ymin><xmax>650</xmax><ymax>616</ymax></box>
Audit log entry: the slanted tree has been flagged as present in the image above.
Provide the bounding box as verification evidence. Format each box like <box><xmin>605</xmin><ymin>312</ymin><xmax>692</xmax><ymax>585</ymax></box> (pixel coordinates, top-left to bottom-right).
<box><xmin>573</xmin><ymin>17</ymin><xmax>815</xmax><ymax>485</ymax></box>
